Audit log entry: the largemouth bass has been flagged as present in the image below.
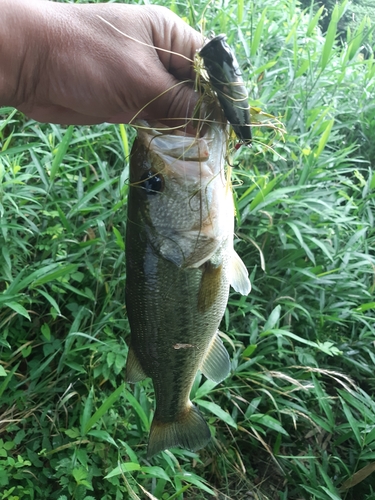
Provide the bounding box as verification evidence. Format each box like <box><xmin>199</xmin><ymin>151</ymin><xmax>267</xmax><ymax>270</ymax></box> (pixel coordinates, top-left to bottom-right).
<box><xmin>125</xmin><ymin>113</ymin><xmax>251</xmax><ymax>458</ymax></box>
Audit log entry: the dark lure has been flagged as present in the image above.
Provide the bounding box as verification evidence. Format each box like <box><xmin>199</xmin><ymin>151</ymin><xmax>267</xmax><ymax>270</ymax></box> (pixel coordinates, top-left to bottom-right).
<box><xmin>199</xmin><ymin>34</ymin><xmax>252</xmax><ymax>146</ymax></box>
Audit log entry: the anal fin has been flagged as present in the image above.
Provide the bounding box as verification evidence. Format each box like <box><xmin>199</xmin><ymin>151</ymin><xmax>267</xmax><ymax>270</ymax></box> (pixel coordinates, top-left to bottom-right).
<box><xmin>201</xmin><ymin>333</ymin><xmax>231</xmax><ymax>383</ymax></box>
<box><xmin>147</xmin><ymin>404</ymin><xmax>211</xmax><ymax>458</ymax></box>
<box><xmin>125</xmin><ymin>345</ymin><xmax>148</xmax><ymax>383</ymax></box>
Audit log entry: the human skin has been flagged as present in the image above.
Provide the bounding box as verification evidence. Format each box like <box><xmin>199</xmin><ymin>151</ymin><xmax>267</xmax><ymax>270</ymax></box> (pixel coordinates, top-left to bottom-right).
<box><xmin>0</xmin><ymin>0</ymin><xmax>203</xmax><ymax>128</ymax></box>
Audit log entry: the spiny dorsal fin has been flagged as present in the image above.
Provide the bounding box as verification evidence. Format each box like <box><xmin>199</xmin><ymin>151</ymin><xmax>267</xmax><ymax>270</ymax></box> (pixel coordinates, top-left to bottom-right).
<box><xmin>126</xmin><ymin>345</ymin><xmax>148</xmax><ymax>383</ymax></box>
<box><xmin>229</xmin><ymin>250</ymin><xmax>251</xmax><ymax>295</ymax></box>
<box><xmin>201</xmin><ymin>333</ymin><xmax>231</xmax><ymax>383</ymax></box>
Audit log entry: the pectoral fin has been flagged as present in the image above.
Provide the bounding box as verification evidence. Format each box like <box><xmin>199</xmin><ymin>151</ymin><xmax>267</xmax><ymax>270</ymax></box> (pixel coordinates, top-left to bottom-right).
<box><xmin>201</xmin><ymin>333</ymin><xmax>231</xmax><ymax>383</ymax></box>
<box><xmin>125</xmin><ymin>345</ymin><xmax>147</xmax><ymax>383</ymax></box>
<box><xmin>198</xmin><ymin>261</ymin><xmax>223</xmax><ymax>313</ymax></box>
<box><xmin>229</xmin><ymin>250</ymin><xmax>251</xmax><ymax>295</ymax></box>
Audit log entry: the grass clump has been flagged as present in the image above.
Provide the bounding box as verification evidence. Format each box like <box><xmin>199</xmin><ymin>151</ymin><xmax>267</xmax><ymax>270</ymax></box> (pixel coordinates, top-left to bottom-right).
<box><xmin>1</xmin><ymin>0</ymin><xmax>375</xmax><ymax>498</ymax></box>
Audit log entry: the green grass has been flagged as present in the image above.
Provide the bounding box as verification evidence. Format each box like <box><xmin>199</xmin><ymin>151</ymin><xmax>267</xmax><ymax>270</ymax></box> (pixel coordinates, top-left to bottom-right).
<box><xmin>1</xmin><ymin>0</ymin><xmax>375</xmax><ymax>499</ymax></box>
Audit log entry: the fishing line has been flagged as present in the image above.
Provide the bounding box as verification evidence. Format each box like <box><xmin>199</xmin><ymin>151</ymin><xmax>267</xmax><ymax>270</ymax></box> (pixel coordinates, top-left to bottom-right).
<box><xmin>97</xmin><ymin>15</ymin><xmax>196</xmax><ymax>63</ymax></box>
<box><xmin>126</xmin><ymin>80</ymin><xmax>193</xmax><ymax>126</ymax></box>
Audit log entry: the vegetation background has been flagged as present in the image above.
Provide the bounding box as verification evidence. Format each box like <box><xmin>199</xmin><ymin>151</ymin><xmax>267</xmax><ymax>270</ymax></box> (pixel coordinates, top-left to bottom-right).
<box><xmin>0</xmin><ymin>0</ymin><xmax>374</xmax><ymax>498</ymax></box>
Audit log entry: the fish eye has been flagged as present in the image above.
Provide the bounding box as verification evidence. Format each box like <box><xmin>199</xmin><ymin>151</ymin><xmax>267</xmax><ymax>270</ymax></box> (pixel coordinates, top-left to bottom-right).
<box><xmin>140</xmin><ymin>171</ymin><xmax>164</xmax><ymax>195</ymax></box>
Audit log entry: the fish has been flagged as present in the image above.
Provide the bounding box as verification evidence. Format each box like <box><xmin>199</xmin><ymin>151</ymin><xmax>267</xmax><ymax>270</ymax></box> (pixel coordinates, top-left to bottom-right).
<box><xmin>125</xmin><ymin>111</ymin><xmax>251</xmax><ymax>458</ymax></box>
<box><xmin>198</xmin><ymin>34</ymin><xmax>252</xmax><ymax>145</ymax></box>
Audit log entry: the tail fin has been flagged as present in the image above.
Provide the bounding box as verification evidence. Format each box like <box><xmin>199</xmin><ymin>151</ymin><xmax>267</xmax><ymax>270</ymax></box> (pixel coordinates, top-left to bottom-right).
<box><xmin>147</xmin><ymin>404</ymin><xmax>211</xmax><ymax>458</ymax></box>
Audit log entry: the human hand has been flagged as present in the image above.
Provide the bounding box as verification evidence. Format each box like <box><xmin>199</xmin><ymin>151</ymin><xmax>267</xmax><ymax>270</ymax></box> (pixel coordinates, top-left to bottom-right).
<box><xmin>0</xmin><ymin>0</ymin><xmax>203</xmax><ymax>128</ymax></box>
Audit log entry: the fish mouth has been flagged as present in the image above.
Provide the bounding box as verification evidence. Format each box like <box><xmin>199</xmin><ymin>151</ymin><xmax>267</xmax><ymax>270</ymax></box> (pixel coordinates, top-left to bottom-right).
<box><xmin>136</xmin><ymin>102</ymin><xmax>227</xmax><ymax>155</ymax></box>
<box><xmin>133</xmin><ymin>112</ymin><xmax>228</xmax><ymax>184</ymax></box>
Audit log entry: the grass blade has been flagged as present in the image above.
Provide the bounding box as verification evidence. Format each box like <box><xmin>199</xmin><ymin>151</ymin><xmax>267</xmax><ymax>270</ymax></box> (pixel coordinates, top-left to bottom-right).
<box><xmin>251</xmin><ymin>8</ymin><xmax>267</xmax><ymax>58</ymax></box>
<box><xmin>50</xmin><ymin>125</ymin><xmax>74</xmax><ymax>181</ymax></box>
<box><xmin>321</xmin><ymin>4</ymin><xmax>339</xmax><ymax>70</ymax></box>
<box><xmin>83</xmin><ymin>383</ymin><xmax>125</xmax><ymax>435</ymax></box>
<box><xmin>196</xmin><ymin>399</ymin><xmax>237</xmax><ymax>428</ymax></box>
<box><xmin>307</xmin><ymin>5</ymin><xmax>324</xmax><ymax>37</ymax></box>
<box><xmin>81</xmin><ymin>386</ymin><xmax>95</xmax><ymax>436</ymax></box>
<box><xmin>315</xmin><ymin>119</ymin><xmax>334</xmax><ymax>159</ymax></box>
